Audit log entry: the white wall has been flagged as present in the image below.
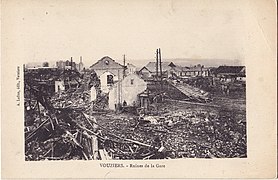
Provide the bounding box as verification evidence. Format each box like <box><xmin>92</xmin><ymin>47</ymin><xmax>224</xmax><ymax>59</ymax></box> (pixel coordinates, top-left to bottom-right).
<box><xmin>90</xmin><ymin>86</ymin><xmax>97</xmax><ymax>101</ymax></box>
<box><xmin>99</xmin><ymin>71</ymin><xmax>116</xmax><ymax>93</ymax></box>
<box><xmin>126</xmin><ymin>65</ymin><xmax>136</xmax><ymax>75</ymax></box>
<box><xmin>55</xmin><ymin>81</ymin><xmax>65</xmax><ymax>92</ymax></box>
<box><xmin>108</xmin><ymin>74</ymin><xmax>147</xmax><ymax>110</ymax></box>
<box><xmin>108</xmin><ymin>86</ymin><xmax>117</xmax><ymax>110</ymax></box>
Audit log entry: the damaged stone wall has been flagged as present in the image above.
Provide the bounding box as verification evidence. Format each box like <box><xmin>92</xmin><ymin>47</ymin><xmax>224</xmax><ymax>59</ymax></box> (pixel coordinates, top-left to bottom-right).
<box><xmin>109</xmin><ymin>74</ymin><xmax>147</xmax><ymax>110</ymax></box>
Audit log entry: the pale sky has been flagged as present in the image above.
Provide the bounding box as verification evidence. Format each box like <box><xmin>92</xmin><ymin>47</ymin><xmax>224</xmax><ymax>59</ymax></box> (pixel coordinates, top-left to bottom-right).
<box><xmin>5</xmin><ymin>0</ymin><xmax>249</xmax><ymax>67</ymax></box>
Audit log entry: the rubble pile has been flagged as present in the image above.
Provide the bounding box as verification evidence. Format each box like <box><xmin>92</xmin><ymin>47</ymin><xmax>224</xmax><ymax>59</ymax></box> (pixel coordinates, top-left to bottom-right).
<box><xmin>24</xmin><ymin>84</ymin><xmax>166</xmax><ymax>160</ymax></box>
<box><xmin>96</xmin><ymin>107</ymin><xmax>247</xmax><ymax>159</ymax></box>
<box><xmin>185</xmin><ymin>76</ymin><xmax>213</xmax><ymax>91</ymax></box>
<box><xmin>49</xmin><ymin>71</ymin><xmax>107</xmax><ymax>112</ymax></box>
<box><xmin>51</xmin><ymin>89</ymin><xmax>91</xmax><ymax>109</ymax></box>
<box><xmin>25</xmin><ymin>79</ymin><xmax>246</xmax><ymax>160</ymax></box>
<box><xmin>24</xmin><ymin>68</ymin><xmax>246</xmax><ymax>160</ymax></box>
<box><xmin>25</xmin><ymin>83</ymin><xmax>106</xmax><ymax>160</ymax></box>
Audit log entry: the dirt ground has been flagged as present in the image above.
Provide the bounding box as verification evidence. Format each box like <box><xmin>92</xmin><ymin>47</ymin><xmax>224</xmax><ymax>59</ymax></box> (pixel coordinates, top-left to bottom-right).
<box><xmin>95</xmin><ymin>91</ymin><xmax>246</xmax><ymax>159</ymax></box>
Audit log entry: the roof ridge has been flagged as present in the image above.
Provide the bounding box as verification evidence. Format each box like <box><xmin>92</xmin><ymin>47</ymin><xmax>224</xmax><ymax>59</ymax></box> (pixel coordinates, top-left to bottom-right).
<box><xmin>90</xmin><ymin>56</ymin><xmax>124</xmax><ymax>68</ymax></box>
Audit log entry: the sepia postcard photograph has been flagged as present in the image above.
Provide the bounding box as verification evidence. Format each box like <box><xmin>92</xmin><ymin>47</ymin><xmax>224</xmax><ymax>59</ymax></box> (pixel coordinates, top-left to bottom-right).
<box><xmin>1</xmin><ymin>0</ymin><xmax>277</xmax><ymax>179</ymax></box>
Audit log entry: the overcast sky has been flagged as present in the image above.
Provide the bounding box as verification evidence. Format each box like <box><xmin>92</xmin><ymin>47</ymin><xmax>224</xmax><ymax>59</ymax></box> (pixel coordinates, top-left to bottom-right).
<box><xmin>9</xmin><ymin>0</ymin><xmax>247</xmax><ymax>67</ymax></box>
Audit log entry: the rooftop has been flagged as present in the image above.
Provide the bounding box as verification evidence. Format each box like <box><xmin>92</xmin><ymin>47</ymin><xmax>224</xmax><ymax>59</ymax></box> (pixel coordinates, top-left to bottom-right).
<box><xmin>145</xmin><ymin>61</ymin><xmax>176</xmax><ymax>72</ymax></box>
<box><xmin>215</xmin><ymin>66</ymin><xmax>245</xmax><ymax>74</ymax></box>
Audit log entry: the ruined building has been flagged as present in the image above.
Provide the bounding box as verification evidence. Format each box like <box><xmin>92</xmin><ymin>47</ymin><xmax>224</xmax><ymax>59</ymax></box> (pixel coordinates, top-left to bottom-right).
<box><xmin>90</xmin><ymin>56</ymin><xmax>125</xmax><ymax>93</ymax></box>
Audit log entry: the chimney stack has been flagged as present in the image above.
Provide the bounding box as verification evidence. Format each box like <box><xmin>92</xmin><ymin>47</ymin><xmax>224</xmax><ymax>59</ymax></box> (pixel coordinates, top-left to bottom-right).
<box><xmin>70</xmin><ymin>57</ymin><xmax>73</xmax><ymax>70</ymax></box>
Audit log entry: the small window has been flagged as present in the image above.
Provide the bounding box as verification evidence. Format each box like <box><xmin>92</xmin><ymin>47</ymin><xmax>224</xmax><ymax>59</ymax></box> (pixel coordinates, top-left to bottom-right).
<box><xmin>131</xmin><ymin>79</ymin><xmax>134</xmax><ymax>85</ymax></box>
<box><xmin>107</xmin><ymin>75</ymin><xmax>113</xmax><ymax>84</ymax></box>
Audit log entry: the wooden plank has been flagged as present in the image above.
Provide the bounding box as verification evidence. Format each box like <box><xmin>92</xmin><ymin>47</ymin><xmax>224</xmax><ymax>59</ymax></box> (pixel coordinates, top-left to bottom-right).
<box><xmin>92</xmin><ymin>135</ymin><xmax>98</xmax><ymax>160</ymax></box>
<box><xmin>125</xmin><ymin>138</ymin><xmax>152</xmax><ymax>148</ymax></box>
<box><xmin>103</xmin><ymin>149</ymin><xmax>113</xmax><ymax>160</ymax></box>
<box><xmin>99</xmin><ymin>149</ymin><xmax>107</xmax><ymax>160</ymax></box>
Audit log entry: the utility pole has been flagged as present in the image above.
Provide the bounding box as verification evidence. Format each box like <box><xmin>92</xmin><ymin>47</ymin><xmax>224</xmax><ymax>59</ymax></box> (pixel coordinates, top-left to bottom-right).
<box><xmin>70</xmin><ymin>57</ymin><xmax>73</xmax><ymax>82</ymax></box>
<box><xmin>117</xmin><ymin>69</ymin><xmax>121</xmax><ymax>111</ymax></box>
<box><xmin>158</xmin><ymin>48</ymin><xmax>163</xmax><ymax>89</ymax></box>
<box><xmin>156</xmin><ymin>49</ymin><xmax>159</xmax><ymax>81</ymax></box>
<box><xmin>123</xmin><ymin>54</ymin><xmax>126</xmax><ymax>77</ymax></box>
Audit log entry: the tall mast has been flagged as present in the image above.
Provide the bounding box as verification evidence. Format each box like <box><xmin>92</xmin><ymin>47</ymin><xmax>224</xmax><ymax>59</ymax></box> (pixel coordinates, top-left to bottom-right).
<box><xmin>159</xmin><ymin>48</ymin><xmax>162</xmax><ymax>79</ymax></box>
<box><xmin>123</xmin><ymin>54</ymin><xmax>126</xmax><ymax>77</ymax></box>
<box><xmin>156</xmin><ymin>49</ymin><xmax>158</xmax><ymax>81</ymax></box>
<box><xmin>159</xmin><ymin>48</ymin><xmax>163</xmax><ymax>89</ymax></box>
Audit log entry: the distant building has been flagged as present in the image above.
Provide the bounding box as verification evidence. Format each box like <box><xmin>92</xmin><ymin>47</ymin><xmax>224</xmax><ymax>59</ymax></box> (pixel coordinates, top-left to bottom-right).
<box><xmin>214</xmin><ymin>66</ymin><xmax>246</xmax><ymax>82</ymax></box>
<box><xmin>56</xmin><ymin>59</ymin><xmax>74</xmax><ymax>70</ymax></box>
<box><xmin>168</xmin><ymin>66</ymin><xmax>183</xmax><ymax>78</ymax></box>
<box><xmin>108</xmin><ymin>74</ymin><xmax>147</xmax><ymax>110</ymax></box>
<box><xmin>56</xmin><ymin>57</ymin><xmax>83</xmax><ymax>72</ymax></box>
<box><xmin>25</xmin><ymin>66</ymin><xmax>58</xmax><ymax>72</ymax></box>
<box><xmin>77</xmin><ymin>56</ymin><xmax>84</xmax><ymax>72</ymax></box>
<box><xmin>138</xmin><ymin>66</ymin><xmax>153</xmax><ymax>80</ymax></box>
<box><xmin>138</xmin><ymin>61</ymin><xmax>182</xmax><ymax>79</ymax></box>
<box><xmin>90</xmin><ymin>56</ymin><xmax>125</xmax><ymax>93</ymax></box>
<box><xmin>126</xmin><ymin>63</ymin><xmax>136</xmax><ymax>75</ymax></box>
<box><xmin>145</xmin><ymin>61</ymin><xmax>176</xmax><ymax>75</ymax></box>
<box><xmin>56</xmin><ymin>60</ymin><xmax>66</xmax><ymax>69</ymax></box>
<box><xmin>182</xmin><ymin>64</ymin><xmax>210</xmax><ymax>77</ymax></box>
<box><xmin>25</xmin><ymin>62</ymin><xmax>44</xmax><ymax>69</ymax></box>
<box><xmin>65</xmin><ymin>61</ymin><xmax>76</xmax><ymax>70</ymax></box>
<box><xmin>138</xmin><ymin>62</ymin><xmax>212</xmax><ymax>80</ymax></box>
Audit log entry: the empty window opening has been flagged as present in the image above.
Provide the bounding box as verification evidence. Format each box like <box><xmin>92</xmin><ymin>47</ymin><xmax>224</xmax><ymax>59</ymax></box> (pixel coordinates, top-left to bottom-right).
<box><xmin>107</xmin><ymin>75</ymin><xmax>114</xmax><ymax>84</ymax></box>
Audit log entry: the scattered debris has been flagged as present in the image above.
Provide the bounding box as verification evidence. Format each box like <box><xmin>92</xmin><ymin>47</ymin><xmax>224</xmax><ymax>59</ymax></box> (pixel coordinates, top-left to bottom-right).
<box><xmin>24</xmin><ymin>66</ymin><xmax>246</xmax><ymax>160</ymax></box>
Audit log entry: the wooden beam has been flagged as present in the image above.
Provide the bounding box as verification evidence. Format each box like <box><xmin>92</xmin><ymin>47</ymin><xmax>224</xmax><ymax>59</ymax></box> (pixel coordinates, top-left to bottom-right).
<box><xmin>92</xmin><ymin>135</ymin><xmax>99</xmax><ymax>160</ymax></box>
